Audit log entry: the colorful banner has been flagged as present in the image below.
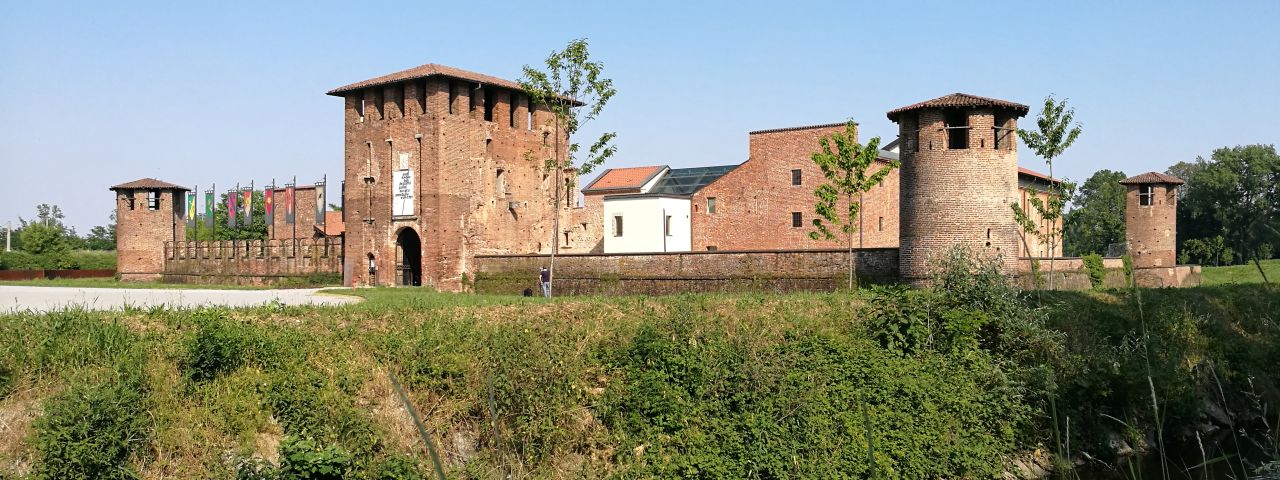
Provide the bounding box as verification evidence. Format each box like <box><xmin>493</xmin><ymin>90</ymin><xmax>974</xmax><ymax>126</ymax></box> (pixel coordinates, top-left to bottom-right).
<box><xmin>204</xmin><ymin>190</ymin><xmax>214</xmax><ymax>229</ymax></box>
<box><xmin>186</xmin><ymin>191</ymin><xmax>196</xmax><ymax>229</ymax></box>
<box><xmin>264</xmin><ymin>188</ymin><xmax>275</xmax><ymax>232</ymax></box>
<box><xmin>227</xmin><ymin>192</ymin><xmax>238</xmax><ymax>228</ymax></box>
<box><xmin>284</xmin><ymin>185</ymin><xmax>295</xmax><ymax>224</ymax></box>
<box><xmin>242</xmin><ymin>188</ymin><xmax>253</xmax><ymax>227</ymax></box>
<box><xmin>315</xmin><ymin>183</ymin><xmax>326</xmax><ymax>226</ymax></box>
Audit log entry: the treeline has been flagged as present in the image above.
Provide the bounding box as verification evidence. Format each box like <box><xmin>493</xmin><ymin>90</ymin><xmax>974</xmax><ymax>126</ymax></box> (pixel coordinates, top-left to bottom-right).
<box><xmin>1063</xmin><ymin>144</ymin><xmax>1279</xmax><ymax>266</ymax></box>
<box><xmin>0</xmin><ymin>204</ymin><xmax>116</xmax><ymax>270</ymax></box>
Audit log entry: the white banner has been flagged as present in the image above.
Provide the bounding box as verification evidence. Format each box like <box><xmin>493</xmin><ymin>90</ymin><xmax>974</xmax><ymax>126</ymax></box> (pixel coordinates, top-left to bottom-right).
<box><xmin>392</xmin><ymin>169</ymin><xmax>414</xmax><ymax>217</ymax></box>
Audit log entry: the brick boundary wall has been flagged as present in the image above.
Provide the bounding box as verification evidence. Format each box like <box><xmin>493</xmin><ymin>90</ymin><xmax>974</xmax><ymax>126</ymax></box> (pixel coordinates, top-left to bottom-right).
<box><xmin>472</xmin><ymin>248</ymin><xmax>899</xmax><ymax>296</ymax></box>
<box><xmin>1015</xmin><ymin>257</ymin><xmax>1201</xmax><ymax>289</ymax></box>
<box><xmin>160</xmin><ymin>239</ymin><xmax>343</xmax><ymax>286</ymax></box>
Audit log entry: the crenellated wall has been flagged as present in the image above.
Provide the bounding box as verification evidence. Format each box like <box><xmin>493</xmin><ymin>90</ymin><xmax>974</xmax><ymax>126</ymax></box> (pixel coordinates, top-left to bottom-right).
<box><xmin>161</xmin><ymin>238</ymin><xmax>342</xmax><ymax>285</ymax></box>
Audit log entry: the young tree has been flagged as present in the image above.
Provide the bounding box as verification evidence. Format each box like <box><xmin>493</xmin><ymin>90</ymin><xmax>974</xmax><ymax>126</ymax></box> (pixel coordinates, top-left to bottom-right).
<box><xmin>1063</xmin><ymin>169</ymin><xmax>1127</xmax><ymax>256</ymax></box>
<box><xmin>520</xmin><ymin>38</ymin><xmax>617</xmax><ymax>298</ymax></box>
<box><xmin>808</xmin><ymin>121</ymin><xmax>899</xmax><ymax>289</ymax></box>
<box><xmin>1015</xmin><ymin>95</ymin><xmax>1082</xmax><ymax>289</ymax></box>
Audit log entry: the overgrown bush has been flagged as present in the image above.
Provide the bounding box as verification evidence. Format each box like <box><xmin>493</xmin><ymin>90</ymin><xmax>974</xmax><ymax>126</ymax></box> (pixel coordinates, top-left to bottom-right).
<box><xmin>277</xmin><ymin>436</ymin><xmax>355</xmax><ymax>480</ymax></box>
<box><xmin>1082</xmin><ymin>253</ymin><xmax>1106</xmax><ymax>289</ymax></box>
<box><xmin>33</xmin><ymin>373</ymin><xmax>149</xmax><ymax>479</ymax></box>
<box><xmin>181</xmin><ymin>313</ymin><xmax>249</xmax><ymax>383</ymax></box>
<box><xmin>865</xmin><ymin>285</ymin><xmax>931</xmax><ymax>355</ymax></box>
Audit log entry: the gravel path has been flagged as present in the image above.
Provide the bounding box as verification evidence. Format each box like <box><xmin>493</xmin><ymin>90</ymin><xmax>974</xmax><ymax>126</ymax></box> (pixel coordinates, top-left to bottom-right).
<box><xmin>0</xmin><ymin>286</ymin><xmax>359</xmax><ymax>314</ymax></box>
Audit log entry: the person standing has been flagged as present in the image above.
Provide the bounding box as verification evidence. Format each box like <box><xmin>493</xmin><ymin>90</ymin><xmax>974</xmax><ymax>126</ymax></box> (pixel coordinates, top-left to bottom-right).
<box><xmin>539</xmin><ymin>266</ymin><xmax>551</xmax><ymax>298</ymax></box>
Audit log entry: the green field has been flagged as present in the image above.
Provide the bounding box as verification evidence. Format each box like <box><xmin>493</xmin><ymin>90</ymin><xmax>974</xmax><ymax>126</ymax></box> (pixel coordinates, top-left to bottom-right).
<box><xmin>1</xmin><ymin>273</ymin><xmax>1277</xmax><ymax>478</ymax></box>
<box><xmin>1201</xmin><ymin>258</ymin><xmax>1280</xmax><ymax>285</ymax></box>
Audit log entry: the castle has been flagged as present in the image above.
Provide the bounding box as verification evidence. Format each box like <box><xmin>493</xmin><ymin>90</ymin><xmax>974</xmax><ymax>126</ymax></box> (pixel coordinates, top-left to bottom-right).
<box><xmin>111</xmin><ymin>63</ymin><xmax>1198</xmax><ymax>289</ymax></box>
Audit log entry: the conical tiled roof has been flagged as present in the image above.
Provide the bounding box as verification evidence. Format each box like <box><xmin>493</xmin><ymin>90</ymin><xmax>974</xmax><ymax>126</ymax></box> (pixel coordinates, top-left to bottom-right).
<box><xmin>887</xmin><ymin>93</ymin><xmax>1029</xmax><ymax>121</ymax></box>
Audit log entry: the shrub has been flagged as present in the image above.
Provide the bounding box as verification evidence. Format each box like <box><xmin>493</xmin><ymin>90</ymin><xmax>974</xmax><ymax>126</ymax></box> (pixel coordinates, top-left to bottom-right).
<box><xmin>33</xmin><ymin>378</ymin><xmax>149</xmax><ymax>479</ymax></box>
<box><xmin>370</xmin><ymin>455</ymin><xmax>423</xmax><ymax>480</ymax></box>
<box><xmin>277</xmin><ymin>436</ymin><xmax>355</xmax><ymax>480</ymax></box>
<box><xmin>1121</xmin><ymin>254</ymin><xmax>1134</xmax><ymax>285</ymax></box>
<box><xmin>181</xmin><ymin>313</ymin><xmax>249</xmax><ymax>383</ymax></box>
<box><xmin>1082</xmin><ymin>253</ymin><xmax>1106</xmax><ymax>289</ymax></box>
<box><xmin>865</xmin><ymin>285</ymin><xmax>931</xmax><ymax>355</ymax></box>
<box><xmin>0</xmin><ymin>250</ymin><xmax>43</xmax><ymax>270</ymax></box>
<box><xmin>0</xmin><ymin>360</ymin><xmax>12</xmax><ymax>399</ymax></box>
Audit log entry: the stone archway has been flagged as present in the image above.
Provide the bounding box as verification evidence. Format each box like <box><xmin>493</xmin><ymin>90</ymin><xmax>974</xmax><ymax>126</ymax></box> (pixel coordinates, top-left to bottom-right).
<box><xmin>394</xmin><ymin>228</ymin><xmax>422</xmax><ymax>286</ymax></box>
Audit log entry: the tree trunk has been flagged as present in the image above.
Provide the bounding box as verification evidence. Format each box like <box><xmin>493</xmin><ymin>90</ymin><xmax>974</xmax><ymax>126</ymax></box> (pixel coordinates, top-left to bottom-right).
<box><xmin>847</xmin><ymin>227</ymin><xmax>854</xmax><ymax>290</ymax></box>
<box><xmin>548</xmin><ymin>116</ymin><xmax>562</xmax><ymax>298</ymax></box>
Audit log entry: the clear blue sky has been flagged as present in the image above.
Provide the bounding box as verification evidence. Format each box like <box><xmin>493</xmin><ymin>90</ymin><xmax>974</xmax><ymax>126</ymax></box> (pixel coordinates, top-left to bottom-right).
<box><xmin>2</xmin><ymin>0</ymin><xmax>1277</xmax><ymax>232</ymax></box>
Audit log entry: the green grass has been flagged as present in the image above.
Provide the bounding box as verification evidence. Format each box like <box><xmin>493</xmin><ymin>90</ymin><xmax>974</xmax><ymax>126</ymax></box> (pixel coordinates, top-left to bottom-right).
<box><xmin>1201</xmin><ymin>258</ymin><xmax>1280</xmax><ymax>285</ymax></box>
<box><xmin>0</xmin><ymin>277</ymin><xmax>273</xmax><ymax>290</ymax></box>
<box><xmin>1</xmin><ymin>284</ymin><xmax>1276</xmax><ymax>479</ymax></box>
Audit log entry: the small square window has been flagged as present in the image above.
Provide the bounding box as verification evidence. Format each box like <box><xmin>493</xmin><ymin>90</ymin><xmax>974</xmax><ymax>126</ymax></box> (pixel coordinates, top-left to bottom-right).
<box><xmin>1139</xmin><ymin>185</ymin><xmax>1154</xmax><ymax>206</ymax></box>
<box><xmin>791</xmin><ymin>169</ymin><xmax>802</xmax><ymax>186</ymax></box>
<box><xmin>707</xmin><ymin>197</ymin><xmax>717</xmax><ymax>214</ymax></box>
<box><xmin>791</xmin><ymin>212</ymin><xmax>802</xmax><ymax>228</ymax></box>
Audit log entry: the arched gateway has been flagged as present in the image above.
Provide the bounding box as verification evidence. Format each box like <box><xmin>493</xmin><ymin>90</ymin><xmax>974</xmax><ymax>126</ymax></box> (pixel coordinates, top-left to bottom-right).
<box><xmin>395</xmin><ymin>228</ymin><xmax>422</xmax><ymax>286</ymax></box>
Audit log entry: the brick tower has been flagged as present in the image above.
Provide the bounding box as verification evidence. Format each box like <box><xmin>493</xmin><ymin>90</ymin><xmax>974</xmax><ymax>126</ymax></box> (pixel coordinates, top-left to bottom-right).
<box><xmin>109</xmin><ymin>178</ymin><xmax>188</xmax><ymax>281</ymax></box>
<box><xmin>1120</xmin><ymin>172</ymin><xmax>1183</xmax><ymax>268</ymax></box>
<box><xmin>887</xmin><ymin>93</ymin><xmax>1029</xmax><ymax>284</ymax></box>
<box><xmin>327</xmin><ymin>64</ymin><xmax>588</xmax><ymax>290</ymax></box>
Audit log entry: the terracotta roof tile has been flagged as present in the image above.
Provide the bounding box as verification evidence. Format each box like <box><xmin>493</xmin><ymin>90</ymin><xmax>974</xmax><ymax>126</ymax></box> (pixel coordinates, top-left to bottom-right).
<box><xmin>887</xmin><ymin>93</ymin><xmax>1029</xmax><ymax>121</ymax></box>
<box><xmin>326</xmin><ymin>63</ymin><xmax>582</xmax><ymax>105</ymax></box>
<box><xmin>1018</xmin><ymin>167</ymin><xmax>1061</xmax><ymax>184</ymax></box>
<box><xmin>1120</xmin><ymin>172</ymin><xmax>1185</xmax><ymax>185</ymax></box>
<box><xmin>109</xmin><ymin>178</ymin><xmax>190</xmax><ymax>191</ymax></box>
<box><xmin>314</xmin><ymin>211</ymin><xmax>345</xmax><ymax>237</ymax></box>
<box><xmin>582</xmin><ymin>166</ymin><xmax>667</xmax><ymax>193</ymax></box>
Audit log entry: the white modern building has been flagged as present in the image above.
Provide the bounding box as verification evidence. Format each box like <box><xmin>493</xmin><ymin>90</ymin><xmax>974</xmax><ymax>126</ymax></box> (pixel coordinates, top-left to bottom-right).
<box><xmin>584</xmin><ymin>165</ymin><xmax>737</xmax><ymax>254</ymax></box>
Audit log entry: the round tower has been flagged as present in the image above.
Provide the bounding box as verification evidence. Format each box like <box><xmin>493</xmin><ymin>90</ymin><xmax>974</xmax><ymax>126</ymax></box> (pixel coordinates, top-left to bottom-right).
<box><xmin>1120</xmin><ymin>172</ymin><xmax>1183</xmax><ymax>268</ymax></box>
<box><xmin>887</xmin><ymin>93</ymin><xmax>1029</xmax><ymax>285</ymax></box>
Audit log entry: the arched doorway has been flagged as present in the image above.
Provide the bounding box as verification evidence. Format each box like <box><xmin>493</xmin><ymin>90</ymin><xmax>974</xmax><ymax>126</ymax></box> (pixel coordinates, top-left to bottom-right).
<box><xmin>395</xmin><ymin>228</ymin><xmax>422</xmax><ymax>286</ymax></box>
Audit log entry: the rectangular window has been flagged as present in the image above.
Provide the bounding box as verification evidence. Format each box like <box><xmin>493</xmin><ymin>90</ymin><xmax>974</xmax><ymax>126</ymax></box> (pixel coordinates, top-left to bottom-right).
<box><xmin>791</xmin><ymin>169</ymin><xmax>802</xmax><ymax>186</ymax></box>
<box><xmin>509</xmin><ymin>92</ymin><xmax>518</xmax><ymax>127</ymax></box>
<box><xmin>707</xmin><ymin>197</ymin><xmax>717</xmax><ymax>214</ymax></box>
<box><xmin>355</xmin><ymin>94</ymin><xmax>365</xmax><ymax>120</ymax></box>
<box><xmin>944</xmin><ymin>109</ymin><xmax>968</xmax><ymax>149</ymax></box>
<box><xmin>665</xmin><ymin>215</ymin><xmax>673</xmax><ymax>236</ymax></box>
<box><xmin>1139</xmin><ymin>185</ymin><xmax>1154</xmax><ymax>206</ymax></box>
<box><xmin>613</xmin><ymin>215</ymin><xmax>623</xmax><ymax>237</ymax></box>
<box><xmin>791</xmin><ymin>212</ymin><xmax>802</xmax><ymax>228</ymax></box>
<box><xmin>483</xmin><ymin>87</ymin><xmax>495</xmax><ymax>122</ymax></box>
<box><xmin>394</xmin><ymin>85</ymin><xmax>405</xmax><ymax>116</ymax></box>
<box><xmin>448</xmin><ymin>82</ymin><xmax>457</xmax><ymax>114</ymax></box>
<box><xmin>374</xmin><ymin>89</ymin><xmax>385</xmax><ymax>119</ymax></box>
<box><xmin>878</xmin><ymin>216</ymin><xmax>884</xmax><ymax>232</ymax></box>
<box><xmin>147</xmin><ymin>190</ymin><xmax>161</xmax><ymax>210</ymax></box>
<box><xmin>526</xmin><ymin>96</ymin><xmax>534</xmax><ymax>130</ymax></box>
<box><xmin>416</xmin><ymin>81</ymin><xmax>427</xmax><ymax>114</ymax></box>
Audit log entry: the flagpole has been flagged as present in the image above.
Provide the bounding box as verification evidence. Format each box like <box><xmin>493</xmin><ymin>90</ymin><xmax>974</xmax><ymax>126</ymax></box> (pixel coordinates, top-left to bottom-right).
<box><xmin>270</xmin><ymin>179</ymin><xmax>276</xmax><ymax>240</ymax></box>
<box><xmin>212</xmin><ymin>182</ymin><xmax>216</xmax><ymax>243</ymax></box>
<box><xmin>292</xmin><ymin>175</ymin><xmax>297</xmax><ymax>246</ymax></box>
<box><xmin>194</xmin><ymin>184</ymin><xmax>199</xmax><ymax>258</ymax></box>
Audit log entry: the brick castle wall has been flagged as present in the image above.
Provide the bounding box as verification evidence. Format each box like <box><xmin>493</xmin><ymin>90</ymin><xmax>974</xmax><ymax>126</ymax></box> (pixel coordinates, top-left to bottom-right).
<box><xmin>1126</xmin><ymin>183</ymin><xmax>1178</xmax><ymax>268</ymax></box>
<box><xmin>691</xmin><ymin>124</ymin><xmax>900</xmax><ymax>251</ymax></box>
<box><xmin>161</xmin><ymin>238</ymin><xmax>342</xmax><ymax>285</ymax></box>
<box><xmin>115</xmin><ymin>188</ymin><xmax>185</xmax><ymax>281</ymax></box>
<box><xmin>341</xmin><ymin>78</ymin><xmax>589</xmax><ymax>291</ymax></box>
<box><xmin>897</xmin><ymin>108</ymin><xmax>1021</xmax><ymax>284</ymax></box>
<box><xmin>472</xmin><ymin>248</ymin><xmax>898</xmax><ymax>295</ymax></box>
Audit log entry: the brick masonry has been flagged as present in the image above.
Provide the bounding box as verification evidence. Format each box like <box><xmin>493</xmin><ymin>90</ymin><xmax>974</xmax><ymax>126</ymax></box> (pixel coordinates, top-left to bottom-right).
<box><xmin>338</xmin><ymin>77</ymin><xmax>594</xmax><ymax>290</ymax></box>
<box><xmin>114</xmin><ymin>188</ymin><xmax>186</xmax><ymax>281</ymax></box>
<box><xmin>894</xmin><ymin>107</ymin><xmax>1022</xmax><ymax>284</ymax></box>
<box><xmin>161</xmin><ymin>238</ymin><xmax>342</xmax><ymax>285</ymax></box>
<box><xmin>1125</xmin><ymin>183</ymin><xmax>1178</xmax><ymax>268</ymax></box>
<box><xmin>690</xmin><ymin>124</ymin><xmax>900</xmax><ymax>252</ymax></box>
<box><xmin>473</xmin><ymin>248</ymin><xmax>898</xmax><ymax>295</ymax></box>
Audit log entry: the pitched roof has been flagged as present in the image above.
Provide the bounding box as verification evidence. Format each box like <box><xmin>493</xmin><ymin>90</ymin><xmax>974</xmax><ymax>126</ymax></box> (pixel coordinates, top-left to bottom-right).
<box><xmin>1018</xmin><ymin>167</ymin><xmax>1060</xmax><ymax>184</ymax></box>
<box><xmin>647</xmin><ymin>165</ymin><xmax>739</xmax><ymax>195</ymax></box>
<box><xmin>748</xmin><ymin>122</ymin><xmax>854</xmax><ymax>135</ymax></box>
<box><xmin>887</xmin><ymin>93</ymin><xmax>1029</xmax><ymax>121</ymax></box>
<box><xmin>582</xmin><ymin>166</ymin><xmax>667</xmax><ymax>193</ymax></box>
<box><xmin>109</xmin><ymin>178</ymin><xmax>190</xmax><ymax>191</ymax></box>
<box><xmin>327</xmin><ymin>63</ymin><xmax>524</xmax><ymax>96</ymax></box>
<box><xmin>314</xmin><ymin>211</ymin><xmax>345</xmax><ymax>237</ymax></box>
<box><xmin>1120</xmin><ymin>171</ymin><xmax>1185</xmax><ymax>185</ymax></box>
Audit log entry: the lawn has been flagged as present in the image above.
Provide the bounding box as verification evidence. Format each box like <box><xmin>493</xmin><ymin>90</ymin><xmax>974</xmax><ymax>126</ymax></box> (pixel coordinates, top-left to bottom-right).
<box><xmin>1200</xmin><ymin>258</ymin><xmax>1280</xmax><ymax>285</ymax></box>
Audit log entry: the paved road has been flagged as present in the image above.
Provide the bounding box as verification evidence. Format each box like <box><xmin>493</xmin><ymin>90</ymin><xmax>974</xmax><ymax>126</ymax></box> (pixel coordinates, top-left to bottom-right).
<box><xmin>0</xmin><ymin>286</ymin><xmax>359</xmax><ymax>314</ymax></box>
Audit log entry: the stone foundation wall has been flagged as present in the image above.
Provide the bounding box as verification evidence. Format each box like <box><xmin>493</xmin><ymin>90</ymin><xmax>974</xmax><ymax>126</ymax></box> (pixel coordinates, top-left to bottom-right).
<box><xmin>472</xmin><ymin>248</ymin><xmax>899</xmax><ymax>296</ymax></box>
<box><xmin>161</xmin><ymin>239</ymin><xmax>343</xmax><ymax>286</ymax></box>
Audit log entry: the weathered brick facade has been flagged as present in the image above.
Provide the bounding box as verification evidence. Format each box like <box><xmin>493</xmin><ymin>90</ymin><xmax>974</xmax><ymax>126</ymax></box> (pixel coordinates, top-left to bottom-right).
<box><xmin>111</xmin><ymin>179</ymin><xmax>188</xmax><ymax>281</ymax></box>
<box><xmin>329</xmin><ymin>64</ymin><xmax>591</xmax><ymax>290</ymax></box>
<box><xmin>889</xmin><ymin>95</ymin><xmax>1028</xmax><ymax>284</ymax></box>
<box><xmin>1122</xmin><ymin>173</ymin><xmax>1182</xmax><ymax>268</ymax></box>
<box><xmin>269</xmin><ymin>185</ymin><xmax>319</xmax><ymax>240</ymax></box>
<box><xmin>690</xmin><ymin>124</ymin><xmax>900</xmax><ymax>251</ymax></box>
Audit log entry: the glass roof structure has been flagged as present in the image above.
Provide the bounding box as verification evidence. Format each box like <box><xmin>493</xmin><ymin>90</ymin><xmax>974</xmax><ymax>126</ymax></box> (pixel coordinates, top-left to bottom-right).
<box><xmin>646</xmin><ymin>165</ymin><xmax>739</xmax><ymax>195</ymax></box>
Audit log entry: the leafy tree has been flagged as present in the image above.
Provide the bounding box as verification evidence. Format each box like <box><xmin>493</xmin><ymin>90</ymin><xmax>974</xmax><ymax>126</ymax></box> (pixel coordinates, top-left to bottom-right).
<box><xmin>1178</xmin><ymin>144</ymin><xmax>1279</xmax><ymax>280</ymax></box>
<box><xmin>1181</xmin><ymin>236</ymin><xmax>1234</xmax><ymax>266</ymax></box>
<box><xmin>1063</xmin><ymin>169</ymin><xmax>1127</xmax><ymax>256</ymax></box>
<box><xmin>19</xmin><ymin>222</ymin><xmax>70</xmax><ymax>258</ymax></box>
<box><xmin>81</xmin><ymin>210</ymin><xmax>117</xmax><ymax>251</ymax></box>
<box><xmin>520</xmin><ymin>38</ymin><xmax>617</xmax><ymax>297</ymax></box>
<box><xmin>1014</xmin><ymin>95</ymin><xmax>1082</xmax><ymax>289</ymax></box>
<box><xmin>808</xmin><ymin>121</ymin><xmax>898</xmax><ymax>289</ymax></box>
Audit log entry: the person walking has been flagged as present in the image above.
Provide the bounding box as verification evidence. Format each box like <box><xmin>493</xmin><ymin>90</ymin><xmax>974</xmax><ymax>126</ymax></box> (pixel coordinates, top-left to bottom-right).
<box><xmin>539</xmin><ymin>266</ymin><xmax>551</xmax><ymax>298</ymax></box>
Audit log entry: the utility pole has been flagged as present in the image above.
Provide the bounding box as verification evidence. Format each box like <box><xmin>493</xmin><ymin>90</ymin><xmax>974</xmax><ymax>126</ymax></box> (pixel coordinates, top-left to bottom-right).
<box><xmin>4</xmin><ymin>221</ymin><xmax>10</xmax><ymax>252</ymax></box>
